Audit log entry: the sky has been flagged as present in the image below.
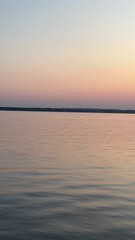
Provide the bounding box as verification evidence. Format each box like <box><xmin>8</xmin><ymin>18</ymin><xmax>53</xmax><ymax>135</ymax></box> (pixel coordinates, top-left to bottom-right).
<box><xmin>1</xmin><ymin>0</ymin><xmax>135</xmax><ymax>109</ymax></box>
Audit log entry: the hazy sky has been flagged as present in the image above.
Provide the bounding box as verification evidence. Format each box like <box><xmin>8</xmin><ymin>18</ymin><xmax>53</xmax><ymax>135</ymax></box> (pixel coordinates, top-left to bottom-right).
<box><xmin>1</xmin><ymin>0</ymin><xmax>135</xmax><ymax>108</ymax></box>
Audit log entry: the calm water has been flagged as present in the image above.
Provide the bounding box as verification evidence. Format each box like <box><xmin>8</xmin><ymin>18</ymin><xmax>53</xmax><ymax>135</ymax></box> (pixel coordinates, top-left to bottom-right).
<box><xmin>1</xmin><ymin>111</ymin><xmax>135</xmax><ymax>240</ymax></box>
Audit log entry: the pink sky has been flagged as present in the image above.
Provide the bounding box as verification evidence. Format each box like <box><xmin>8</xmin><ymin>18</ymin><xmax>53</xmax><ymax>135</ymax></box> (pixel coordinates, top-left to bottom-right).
<box><xmin>1</xmin><ymin>0</ymin><xmax>135</xmax><ymax>109</ymax></box>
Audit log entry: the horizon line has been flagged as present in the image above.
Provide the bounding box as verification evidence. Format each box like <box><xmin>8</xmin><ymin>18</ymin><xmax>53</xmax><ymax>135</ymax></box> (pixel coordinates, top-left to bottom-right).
<box><xmin>0</xmin><ymin>106</ymin><xmax>135</xmax><ymax>114</ymax></box>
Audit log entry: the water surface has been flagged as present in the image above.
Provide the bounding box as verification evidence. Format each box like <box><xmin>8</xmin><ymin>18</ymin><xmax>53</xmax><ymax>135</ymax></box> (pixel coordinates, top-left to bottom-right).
<box><xmin>0</xmin><ymin>111</ymin><xmax>135</xmax><ymax>239</ymax></box>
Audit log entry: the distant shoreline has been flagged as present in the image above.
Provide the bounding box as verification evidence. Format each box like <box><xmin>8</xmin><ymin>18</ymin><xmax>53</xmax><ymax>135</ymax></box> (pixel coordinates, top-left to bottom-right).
<box><xmin>0</xmin><ymin>106</ymin><xmax>135</xmax><ymax>114</ymax></box>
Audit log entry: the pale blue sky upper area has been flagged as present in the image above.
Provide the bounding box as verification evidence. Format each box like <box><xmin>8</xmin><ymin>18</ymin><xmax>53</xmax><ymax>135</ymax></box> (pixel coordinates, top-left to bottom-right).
<box><xmin>1</xmin><ymin>0</ymin><xmax>135</xmax><ymax>58</ymax></box>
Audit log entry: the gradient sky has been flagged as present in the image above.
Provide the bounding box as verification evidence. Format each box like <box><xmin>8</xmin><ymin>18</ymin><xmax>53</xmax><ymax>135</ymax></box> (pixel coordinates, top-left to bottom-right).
<box><xmin>1</xmin><ymin>0</ymin><xmax>135</xmax><ymax>108</ymax></box>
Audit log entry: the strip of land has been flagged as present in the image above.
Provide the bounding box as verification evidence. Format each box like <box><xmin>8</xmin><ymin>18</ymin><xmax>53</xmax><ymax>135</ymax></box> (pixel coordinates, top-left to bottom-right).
<box><xmin>0</xmin><ymin>106</ymin><xmax>135</xmax><ymax>114</ymax></box>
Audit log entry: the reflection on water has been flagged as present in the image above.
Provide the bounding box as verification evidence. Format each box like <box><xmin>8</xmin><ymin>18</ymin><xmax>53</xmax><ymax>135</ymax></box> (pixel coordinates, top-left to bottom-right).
<box><xmin>0</xmin><ymin>111</ymin><xmax>135</xmax><ymax>240</ymax></box>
